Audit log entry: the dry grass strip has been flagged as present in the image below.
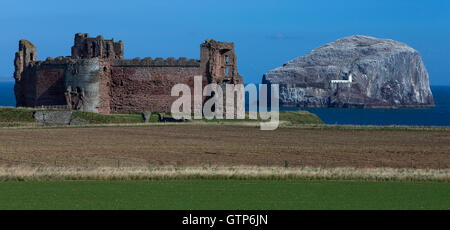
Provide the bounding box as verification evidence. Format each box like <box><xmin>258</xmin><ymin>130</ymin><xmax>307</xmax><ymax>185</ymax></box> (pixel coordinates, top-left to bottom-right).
<box><xmin>0</xmin><ymin>166</ymin><xmax>448</xmax><ymax>182</ymax></box>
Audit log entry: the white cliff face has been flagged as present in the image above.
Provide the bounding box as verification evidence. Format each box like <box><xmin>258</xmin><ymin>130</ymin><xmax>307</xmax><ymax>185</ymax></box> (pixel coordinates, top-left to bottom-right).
<box><xmin>262</xmin><ymin>35</ymin><xmax>434</xmax><ymax>108</ymax></box>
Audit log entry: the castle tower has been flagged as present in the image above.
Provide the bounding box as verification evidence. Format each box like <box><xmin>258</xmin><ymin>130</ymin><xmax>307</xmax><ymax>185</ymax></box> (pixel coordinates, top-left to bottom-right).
<box><xmin>200</xmin><ymin>39</ymin><xmax>244</xmax><ymax>118</ymax></box>
<box><xmin>71</xmin><ymin>33</ymin><xmax>124</xmax><ymax>59</ymax></box>
<box><xmin>14</xmin><ymin>40</ymin><xmax>37</xmax><ymax>81</ymax></box>
<box><xmin>13</xmin><ymin>40</ymin><xmax>37</xmax><ymax>106</ymax></box>
<box><xmin>200</xmin><ymin>39</ymin><xmax>242</xmax><ymax>84</ymax></box>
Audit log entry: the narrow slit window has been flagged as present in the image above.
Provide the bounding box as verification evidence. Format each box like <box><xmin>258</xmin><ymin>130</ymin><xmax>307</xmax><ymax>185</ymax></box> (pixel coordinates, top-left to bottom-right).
<box><xmin>225</xmin><ymin>55</ymin><xmax>229</xmax><ymax>63</ymax></box>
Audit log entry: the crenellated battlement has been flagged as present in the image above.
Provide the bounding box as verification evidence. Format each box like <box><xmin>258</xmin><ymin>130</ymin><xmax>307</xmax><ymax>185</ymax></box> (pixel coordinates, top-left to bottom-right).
<box><xmin>28</xmin><ymin>56</ymin><xmax>201</xmax><ymax>69</ymax></box>
<box><xmin>112</xmin><ymin>57</ymin><xmax>200</xmax><ymax>67</ymax></box>
<box><xmin>37</xmin><ymin>56</ymin><xmax>72</xmax><ymax>65</ymax></box>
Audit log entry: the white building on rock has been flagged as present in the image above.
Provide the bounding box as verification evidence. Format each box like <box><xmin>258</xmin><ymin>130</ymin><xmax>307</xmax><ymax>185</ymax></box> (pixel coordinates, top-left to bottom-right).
<box><xmin>331</xmin><ymin>73</ymin><xmax>353</xmax><ymax>84</ymax></box>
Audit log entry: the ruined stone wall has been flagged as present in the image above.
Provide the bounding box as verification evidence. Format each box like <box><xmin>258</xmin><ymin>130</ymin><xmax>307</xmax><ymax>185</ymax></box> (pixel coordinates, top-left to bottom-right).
<box><xmin>16</xmin><ymin>61</ymin><xmax>67</xmax><ymax>107</ymax></box>
<box><xmin>108</xmin><ymin>58</ymin><xmax>205</xmax><ymax>113</ymax></box>
<box><xmin>200</xmin><ymin>39</ymin><xmax>242</xmax><ymax>84</ymax></box>
<box><xmin>34</xmin><ymin>64</ymin><xmax>66</xmax><ymax>106</ymax></box>
<box><xmin>15</xmin><ymin>67</ymin><xmax>36</xmax><ymax>107</ymax></box>
<box><xmin>14</xmin><ymin>34</ymin><xmax>243</xmax><ymax>114</ymax></box>
<box><xmin>71</xmin><ymin>33</ymin><xmax>124</xmax><ymax>59</ymax></box>
<box><xmin>97</xmin><ymin>60</ymin><xmax>112</xmax><ymax>114</ymax></box>
<box><xmin>14</xmin><ymin>38</ymin><xmax>69</xmax><ymax>107</ymax></box>
<box><xmin>14</xmin><ymin>40</ymin><xmax>37</xmax><ymax>106</ymax></box>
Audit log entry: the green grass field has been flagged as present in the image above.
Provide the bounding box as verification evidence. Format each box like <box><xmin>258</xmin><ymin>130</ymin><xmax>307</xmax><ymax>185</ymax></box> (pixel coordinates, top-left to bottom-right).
<box><xmin>0</xmin><ymin>180</ymin><xmax>448</xmax><ymax>210</ymax></box>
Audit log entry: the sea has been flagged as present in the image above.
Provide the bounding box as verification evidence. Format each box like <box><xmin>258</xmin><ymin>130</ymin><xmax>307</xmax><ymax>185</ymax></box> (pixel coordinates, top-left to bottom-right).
<box><xmin>1</xmin><ymin>81</ymin><xmax>449</xmax><ymax>126</ymax></box>
<box><xmin>283</xmin><ymin>86</ymin><xmax>450</xmax><ymax>126</ymax></box>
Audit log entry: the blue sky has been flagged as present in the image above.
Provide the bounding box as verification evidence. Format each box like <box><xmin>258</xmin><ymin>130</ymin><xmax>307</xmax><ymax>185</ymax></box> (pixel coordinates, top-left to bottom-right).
<box><xmin>0</xmin><ymin>0</ymin><xmax>449</xmax><ymax>85</ymax></box>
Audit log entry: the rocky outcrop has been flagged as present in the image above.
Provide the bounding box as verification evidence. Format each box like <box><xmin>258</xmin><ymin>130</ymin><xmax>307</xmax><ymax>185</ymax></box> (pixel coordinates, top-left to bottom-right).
<box><xmin>262</xmin><ymin>35</ymin><xmax>434</xmax><ymax>108</ymax></box>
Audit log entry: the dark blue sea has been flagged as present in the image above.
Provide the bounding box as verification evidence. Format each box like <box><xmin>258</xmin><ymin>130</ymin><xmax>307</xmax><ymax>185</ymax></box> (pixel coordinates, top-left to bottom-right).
<box><xmin>0</xmin><ymin>82</ymin><xmax>16</xmax><ymax>107</ymax></box>
<box><xmin>1</xmin><ymin>81</ymin><xmax>449</xmax><ymax>126</ymax></box>
<box><xmin>283</xmin><ymin>86</ymin><xmax>450</xmax><ymax>126</ymax></box>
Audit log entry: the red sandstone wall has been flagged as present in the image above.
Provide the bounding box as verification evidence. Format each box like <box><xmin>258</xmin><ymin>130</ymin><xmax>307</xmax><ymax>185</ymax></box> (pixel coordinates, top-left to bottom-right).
<box><xmin>18</xmin><ymin>64</ymin><xmax>66</xmax><ymax>107</ymax></box>
<box><xmin>109</xmin><ymin>66</ymin><xmax>206</xmax><ymax>113</ymax></box>
<box><xmin>98</xmin><ymin>61</ymin><xmax>112</xmax><ymax>114</ymax></box>
<box><xmin>19</xmin><ymin>68</ymin><xmax>37</xmax><ymax>107</ymax></box>
<box><xmin>34</xmin><ymin>66</ymin><xmax>66</xmax><ymax>106</ymax></box>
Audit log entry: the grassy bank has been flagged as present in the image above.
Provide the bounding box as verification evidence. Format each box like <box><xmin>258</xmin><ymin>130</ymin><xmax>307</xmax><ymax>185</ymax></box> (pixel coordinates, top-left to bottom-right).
<box><xmin>278</xmin><ymin>110</ymin><xmax>323</xmax><ymax>124</ymax></box>
<box><xmin>0</xmin><ymin>107</ymin><xmax>324</xmax><ymax>125</ymax></box>
<box><xmin>0</xmin><ymin>107</ymin><xmax>149</xmax><ymax>125</ymax></box>
<box><xmin>0</xmin><ymin>107</ymin><xmax>35</xmax><ymax>122</ymax></box>
<box><xmin>0</xmin><ymin>179</ymin><xmax>448</xmax><ymax>209</ymax></box>
<box><xmin>201</xmin><ymin>110</ymin><xmax>323</xmax><ymax>124</ymax></box>
<box><xmin>71</xmin><ymin>111</ymin><xmax>149</xmax><ymax>124</ymax></box>
<box><xmin>72</xmin><ymin>110</ymin><xmax>324</xmax><ymax>125</ymax></box>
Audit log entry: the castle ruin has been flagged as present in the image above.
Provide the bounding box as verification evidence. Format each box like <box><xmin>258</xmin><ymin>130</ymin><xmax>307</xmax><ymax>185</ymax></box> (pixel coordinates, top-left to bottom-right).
<box><xmin>13</xmin><ymin>33</ymin><xmax>243</xmax><ymax>114</ymax></box>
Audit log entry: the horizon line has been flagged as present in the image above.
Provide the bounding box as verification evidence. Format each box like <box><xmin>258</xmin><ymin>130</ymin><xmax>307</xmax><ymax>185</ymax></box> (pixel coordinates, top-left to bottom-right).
<box><xmin>0</xmin><ymin>78</ymin><xmax>449</xmax><ymax>87</ymax></box>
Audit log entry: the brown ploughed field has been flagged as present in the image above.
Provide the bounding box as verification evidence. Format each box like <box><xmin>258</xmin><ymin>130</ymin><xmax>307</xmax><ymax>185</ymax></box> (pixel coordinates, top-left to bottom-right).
<box><xmin>0</xmin><ymin>125</ymin><xmax>448</xmax><ymax>169</ymax></box>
